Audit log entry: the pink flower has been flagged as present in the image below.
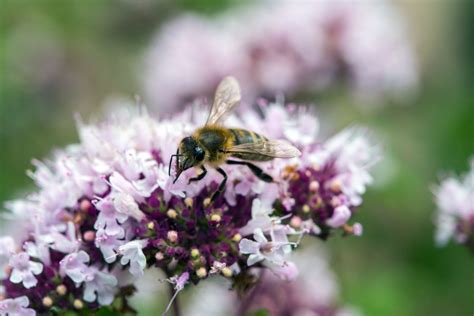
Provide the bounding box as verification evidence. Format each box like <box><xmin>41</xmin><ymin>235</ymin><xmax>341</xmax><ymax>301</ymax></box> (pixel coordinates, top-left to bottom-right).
<box><xmin>83</xmin><ymin>268</ymin><xmax>118</xmax><ymax>306</ymax></box>
<box><xmin>239</xmin><ymin>228</ymin><xmax>291</xmax><ymax>267</ymax></box>
<box><xmin>143</xmin><ymin>1</ymin><xmax>418</xmax><ymax>114</ymax></box>
<box><xmin>8</xmin><ymin>252</ymin><xmax>43</xmax><ymax>289</ymax></box>
<box><xmin>326</xmin><ymin>205</ymin><xmax>352</xmax><ymax>228</ymax></box>
<box><xmin>93</xmin><ymin>196</ymin><xmax>128</xmax><ymax>237</ymax></box>
<box><xmin>117</xmin><ymin>239</ymin><xmax>148</xmax><ymax>277</ymax></box>
<box><xmin>0</xmin><ymin>237</ymin><xmax>15</xmax><ymax>279</ymax></box>
<box><xmin>0</xmin><ymin>296</ymin><xmax>35</xmax><ymax>316</ymax></box>
<box><xmin>59</xmin><ymin>251</ymin><xmax>90</xmax><ymax>284</ymax></box>
<box><xmin>0</xmin><ymin>94</ymin><xmax>378</xmax><ymax>311</ymax></box>
<box><xmin>50</xmin><ymin>222</ymin><xmax>80</xmax><ymax>253</ymax></box>
<box><xmin>95</xmin><ymin>229</ymin><xmax>124</xmax><ymax>263</ymax></box>
<box><xmin>434</xmin><ymin>158</ymin><xmax>474</xmax><ymax>247</ymax></box>
<box><xmin>269</xmin><ymin>261</ymin><xmax>299</xmax><ymax>281</ymax></box>
<box><xmin>112</xmin><ymin>192</ymin><xmax>145</xmax><ymax>222</ymax></box>
<box><xmin>170</xmin><ymin>272</ymin><xmax>189</xmax><ymax>291</ymax></box>
<box><xmin>239</xmin><ymin>199</ymin><xmax>273</xmax><ymax>236</ymax></box>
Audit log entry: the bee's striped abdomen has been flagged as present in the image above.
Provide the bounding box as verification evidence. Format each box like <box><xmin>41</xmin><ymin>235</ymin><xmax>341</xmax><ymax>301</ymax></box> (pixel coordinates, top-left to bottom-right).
<box><xmin>229</xmin><ymin>128</ymin><xmax>272</xmax><ymax>161</ymax></box>
<box><xmin>230</xmin><ymin>128</ymin><xmax>267</xmax><ymax>144</ymax></box>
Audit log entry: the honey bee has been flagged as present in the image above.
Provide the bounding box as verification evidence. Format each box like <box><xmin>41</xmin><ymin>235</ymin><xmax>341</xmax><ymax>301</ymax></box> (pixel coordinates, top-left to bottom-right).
<box><xmin>169</xmin><ymin>76</ymin><xmax>301</xmax><ymax>201</ymax></box>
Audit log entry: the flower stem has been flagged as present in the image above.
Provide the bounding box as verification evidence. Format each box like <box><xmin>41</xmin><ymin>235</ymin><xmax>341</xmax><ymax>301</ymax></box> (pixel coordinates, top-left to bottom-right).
<box><xmin>237</xmin><ymin>269</ymin><xmax>265</xmax><ymax>316</ymax></box>
<box><xmin>165</xmin><ymin>280</ymin><xmax>181</xmax><ymax>316</ymax></box>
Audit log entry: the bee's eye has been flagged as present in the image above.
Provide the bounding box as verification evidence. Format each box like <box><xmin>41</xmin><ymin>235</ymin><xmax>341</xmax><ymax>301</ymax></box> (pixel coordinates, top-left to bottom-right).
<box><xmin>195</xmin><ymin>147</ymin><xmax>205</xmax><ymax>161</ymax></box>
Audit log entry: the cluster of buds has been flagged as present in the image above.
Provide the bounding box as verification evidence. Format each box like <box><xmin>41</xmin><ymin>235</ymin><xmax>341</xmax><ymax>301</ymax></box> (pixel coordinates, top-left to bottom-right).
<box><xmin>143</xmin><ymin>0</ymin><xmax>418</xmax><ymax>113</ymax></box>
<box><xmin>0</xmin><ymin>99</ymin><xmax>379</xmax><ymax>314</ymax></box>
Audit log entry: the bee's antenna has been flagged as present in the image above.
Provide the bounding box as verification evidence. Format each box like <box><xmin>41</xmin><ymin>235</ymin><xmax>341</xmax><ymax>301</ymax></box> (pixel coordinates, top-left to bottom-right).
<box><xmin>169</xmin><ymin>149</ymin><xmax>181</xmax><ymax>176</ymax></box>
<box><xmin>168</xmin><ymin>155</ymin><xmax>174</xmax><ymax>176</ymax></box>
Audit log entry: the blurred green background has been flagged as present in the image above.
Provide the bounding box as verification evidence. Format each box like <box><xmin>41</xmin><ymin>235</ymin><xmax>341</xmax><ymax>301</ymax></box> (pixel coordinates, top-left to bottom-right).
<box><xmin>0</xmin><ymin>1</ymin><xmax>472</xmax><ymax>315</ymax></box>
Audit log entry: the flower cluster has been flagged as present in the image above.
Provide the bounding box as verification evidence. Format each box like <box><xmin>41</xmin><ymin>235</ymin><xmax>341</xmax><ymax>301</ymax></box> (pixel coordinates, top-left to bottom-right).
<box><xmin>433</xmin><ymin>158</ymin><xmax>474</xmax><ymax>250</ymax></box>
<box><xmin>0</xmin><ymin>100</ymin><xmax>378</xmax><ymax>314</ymax></box>
<box><xmin>143</xmin><ymin>0</ymin><xmax>418</xmax><ymax>113</ymax></box>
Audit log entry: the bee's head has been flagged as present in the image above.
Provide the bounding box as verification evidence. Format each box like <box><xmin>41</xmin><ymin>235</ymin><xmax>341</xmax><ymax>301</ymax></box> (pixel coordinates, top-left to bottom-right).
<box><xmin>169</xmin><ymin>136</ymin><xmax>205</xmax><ymax>183</ymax></box>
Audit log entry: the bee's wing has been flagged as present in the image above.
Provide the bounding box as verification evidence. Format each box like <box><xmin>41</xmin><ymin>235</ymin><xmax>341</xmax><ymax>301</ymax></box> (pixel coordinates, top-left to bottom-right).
<box><xmin>228</xmin><ymin>140</ymin><xmax>301</xmax><ymax>158</ymax></box>
<box><xmin>205</xmin><ymin>76</ymin><xmax>241</xmax><ymax>126</ymax></box>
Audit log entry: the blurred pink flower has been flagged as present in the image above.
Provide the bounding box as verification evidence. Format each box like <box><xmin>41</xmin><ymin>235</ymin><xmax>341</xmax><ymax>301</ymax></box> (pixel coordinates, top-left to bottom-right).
<box><xmin>434</xmin><ymin>158</ymin><xmax>474</xmax><ymax>248</ymax></box>
<box><xmin>185</xmin><ymin>247</ymin><xmax>359</xmax><ymax>316</ymax></box>
<box><xmin>143</xmin><ymin>0</ymin><xmax>418</xmax><ymax>114</ymax></box>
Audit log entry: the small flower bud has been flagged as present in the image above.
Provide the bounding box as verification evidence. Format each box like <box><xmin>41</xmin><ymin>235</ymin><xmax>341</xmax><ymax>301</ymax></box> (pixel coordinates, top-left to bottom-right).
<box><xmin>290</xmin><ymin>216</ymin><xmax>302</xmax><ymax>228</ymax></box>
<box><xmin>222</xmin><ymin>267</ymin><xmax>233</xmax><ymax>277</ymax></box>
<box><xmin>73</xmin><ymin>299</ymin><xmax>84</xmax><ymax>310</ymax></box>
<box><xmin>83</xmin><ymin>230</ymin><xmax>95</xmax><ymax>242</ymax></box>
<box><xmin>203</xmin><ymin>197</ymin><xmax>211</xmax><ymax>208</ymax></box>
<box><xmin>232</xmin><ymin>233</ymin><xmax>242</xmax><ymax>242</ymax></box>
<box><xmin>184</xmin><ymin>197</ymin><xmax>193</xmax><ymax>208</ymax></box>
<box><xmin>210</xmin><ymin>214</ymin><xmax>221</xmax><ymax>222</ymax></box>
<box><xmin>56</xmin><ymin>284</ymin><xmax>67</xmax><ymax>296</ymax></box>
<box><xmin>302</xmin><ymin>204</ymin><xmax>310</xmax><ymax>213</ymax></box>
<box><xmin>330</xmin><ymin>179</ymin><xmax>341</xmax><ymax>193</ymax></box>
<box><xmin>167</xmin><ymin>209</ymin><xmax>178</xmax><ymax>219</ymax></box>
<box><xmin>80</xmin><ymin>199</ymin><xmax>91</xmax><ymax>212</ymax></box>
<box><xmin>167</xmin><ymin>230</ymin><xmax>178</xmax><ymax>243</ymax></box>
<box><xmin>309</xmin><ymin>181</ymin><xmax>320</xmax><ymax>192</ymax></box>
<box><xmin>147</xmin><ymin>221</ymin><xmax>155</xmax><ymax>230</ymax></box>
<box><xmin>155</xmin><ymin>252</ymin><xmax>164</xmax><ymax>261</ymax></box>
<box><xmin>42</xmin><ymin>296</ymin><xmax>53</xmax><ymax>307</ymax></box>
<box><xmin>190</xmin><ymin>248</ymin><xmax>200</xmax><ymax>258</ymax></box>
<box><xmin>331</xmin><ymin>196</ymin><xmax>341</xmax><ymax>207</ymax></box>
<box><xmin>196</xmin><ymin>267</ymin><xmax>207</xmax><ymax>278</ymax></box>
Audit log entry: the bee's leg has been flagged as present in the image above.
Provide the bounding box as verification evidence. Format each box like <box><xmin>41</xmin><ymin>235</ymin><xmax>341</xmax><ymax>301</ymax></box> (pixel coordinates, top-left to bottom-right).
<box><xmin>211</xmin><ymin>167</ymin><xmax>227</xmax><ymax>202</ymax></box>
<box><xmin>188</xmin><ymin>166</ymin><xmax>207</xmax><ymax>184</ymax></box>
<box><xmin>226</xmin><ymin>160</ymin><xmax>273</xmax><ymax>183</ymax></box>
